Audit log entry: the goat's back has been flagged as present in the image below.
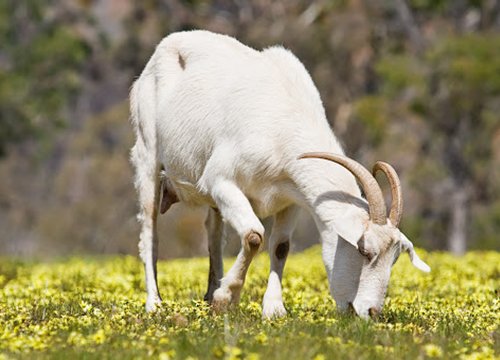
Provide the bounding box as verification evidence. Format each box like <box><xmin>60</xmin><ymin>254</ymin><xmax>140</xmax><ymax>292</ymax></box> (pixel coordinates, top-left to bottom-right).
<box><xmin>133</xmin><ymin>31</ymin><xmax>340</xmax><ymax>208</ymax></box>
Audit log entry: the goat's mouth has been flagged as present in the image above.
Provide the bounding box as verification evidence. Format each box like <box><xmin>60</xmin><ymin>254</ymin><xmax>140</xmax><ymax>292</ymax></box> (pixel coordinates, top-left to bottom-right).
<box><xmin>348</xmin><ymin>302</ymin><xmax>380</xmax><ymax>320</ymax></box>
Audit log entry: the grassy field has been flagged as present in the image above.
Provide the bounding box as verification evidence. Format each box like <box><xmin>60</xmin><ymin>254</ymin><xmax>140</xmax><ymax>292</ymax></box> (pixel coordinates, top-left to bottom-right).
<box><xmin>0</xmin><ymin>246</ymin><xmax>498</xmax><ymax>359</ymax></box>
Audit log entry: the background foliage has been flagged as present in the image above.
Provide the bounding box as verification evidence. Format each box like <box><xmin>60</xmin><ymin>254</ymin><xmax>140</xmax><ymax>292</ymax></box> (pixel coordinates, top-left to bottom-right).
<box><xmin>0</xmin><ymin>0</ymin><xmax>499</xmax><ymax>257</ymax></box>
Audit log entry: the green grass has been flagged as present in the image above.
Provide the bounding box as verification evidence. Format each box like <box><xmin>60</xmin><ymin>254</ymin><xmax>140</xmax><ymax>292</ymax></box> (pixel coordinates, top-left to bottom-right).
<box><xmin>0</xmin><ymin>247</ymin><xmax>498</xmax><ymax>359</ymax></box>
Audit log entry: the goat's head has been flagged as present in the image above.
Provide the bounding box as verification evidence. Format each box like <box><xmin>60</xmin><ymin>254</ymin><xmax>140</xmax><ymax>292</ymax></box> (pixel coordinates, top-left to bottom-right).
<box><xmin>299</xmin><ymin>153</ymin><xmax>430</xmax><ymax>319</ymax></box>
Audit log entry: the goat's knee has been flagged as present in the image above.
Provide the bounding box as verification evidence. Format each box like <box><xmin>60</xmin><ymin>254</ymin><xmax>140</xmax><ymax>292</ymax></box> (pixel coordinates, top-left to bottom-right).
<box><xmin>275</xmin><ymin>240</ymin><xmax>290</xmax><ymax>260</ymax></box>
<box><xmin>244</xmin><ymin>230</ymin><xmax>263</xmax><ymax>254</ymax></box>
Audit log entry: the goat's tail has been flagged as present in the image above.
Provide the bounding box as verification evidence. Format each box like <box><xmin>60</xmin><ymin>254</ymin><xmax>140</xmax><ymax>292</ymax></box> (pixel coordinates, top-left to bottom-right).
<box><xmin>129</xmin><ymin>62</ymin><xmax>161</xmax><ymax>226</ymax></box>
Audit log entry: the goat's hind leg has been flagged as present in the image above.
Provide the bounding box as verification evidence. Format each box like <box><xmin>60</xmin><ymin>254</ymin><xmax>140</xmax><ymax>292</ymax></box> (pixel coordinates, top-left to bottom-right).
<box><xmin>131</xmin><ymin>142</ymin><xmax>163</xmax><ymax>312</ymax></box>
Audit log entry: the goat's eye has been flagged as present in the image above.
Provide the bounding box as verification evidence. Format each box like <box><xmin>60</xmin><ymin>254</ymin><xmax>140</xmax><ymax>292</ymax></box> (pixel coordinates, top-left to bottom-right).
<box><xmin>359</xmin><ymin>248</ymin><xmax>374</xmax><ymax>261</ymax></box>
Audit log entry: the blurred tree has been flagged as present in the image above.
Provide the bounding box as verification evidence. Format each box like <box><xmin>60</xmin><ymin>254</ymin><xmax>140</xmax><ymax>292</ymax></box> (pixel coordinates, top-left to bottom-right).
<box><xmin>1</xmin><ymin>0</ymin><xmax>499</xmax><ymax>257</ymax></box>
<box><xmin>0</xmin><ymin>1</ymin><xmax>90</xmax><ymax>156</ymax></box>
<box><xmin>369</xmin><ymin>34</ymin><xmax>500</xmax><ymax>254</ymax></box>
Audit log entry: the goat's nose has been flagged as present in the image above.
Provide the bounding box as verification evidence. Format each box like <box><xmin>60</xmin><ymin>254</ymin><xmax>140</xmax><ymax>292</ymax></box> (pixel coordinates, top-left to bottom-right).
<box><xmin>368</xmin><ymin>307</ymin><xmax>380</xmax><ymax>319</ymax></box>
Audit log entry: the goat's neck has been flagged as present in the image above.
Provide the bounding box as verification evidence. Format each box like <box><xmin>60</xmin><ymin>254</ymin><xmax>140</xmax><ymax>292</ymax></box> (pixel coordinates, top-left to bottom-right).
<box><xmin>291</xmin><ymin>160</ymin><xmax>369</xmax><ymax>236</ymax></box>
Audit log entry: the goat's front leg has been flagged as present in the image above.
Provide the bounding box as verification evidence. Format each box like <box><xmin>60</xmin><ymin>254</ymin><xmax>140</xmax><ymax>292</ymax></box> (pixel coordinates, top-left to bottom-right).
<box><xmin>262</xmin><ymin>206</ymin><xmax>298</xmax><ymax>319</ymax></box>
<box><xmin>208</xmin><ymin>179</ymin><xmax>265</xmax><ymax>311</ymax></box>
<box><xmin>204</xmin><ymin>207</ymin><xmax>224</xmax><ymax>303</ymax></box>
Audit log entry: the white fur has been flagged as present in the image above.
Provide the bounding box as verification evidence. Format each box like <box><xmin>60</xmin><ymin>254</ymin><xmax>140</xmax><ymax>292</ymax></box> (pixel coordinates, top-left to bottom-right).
<box><xmin>130</xmin><ymin>30</ymin><xmax>429</xmax><ymax>318</ymax></box>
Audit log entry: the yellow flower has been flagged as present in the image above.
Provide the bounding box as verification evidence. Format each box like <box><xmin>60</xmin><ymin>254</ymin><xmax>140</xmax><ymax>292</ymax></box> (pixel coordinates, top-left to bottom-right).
<box><xmin>227</xmin><ymin>346</ymin><xmax>242</xmax><ymax>360</ymax></box>
<box><xmin>424</xmin><ymin>344</ymin><xmax>443</xmax><ymax>358</ymax></box>
<box><xmin>254</xmin><ymin>331</ymin><xmax>268</xmax><ymax>345</ymax></box>
<box><xmin>91</xmin><ymin>329</ymin><xmax>106</xmax><ymax>345</ymax></box>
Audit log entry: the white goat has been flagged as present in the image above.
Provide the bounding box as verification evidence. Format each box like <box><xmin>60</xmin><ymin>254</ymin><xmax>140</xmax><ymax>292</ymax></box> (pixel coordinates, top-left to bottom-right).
<box><xmin>129</xmin><ymin>30</ymin><xmax>430</xmax><ymax>319</ymax></box>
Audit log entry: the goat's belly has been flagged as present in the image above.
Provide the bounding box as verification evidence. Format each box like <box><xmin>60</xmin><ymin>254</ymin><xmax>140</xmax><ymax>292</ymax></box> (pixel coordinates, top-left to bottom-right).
<box><xmin>249</xmin><ymin>196</ymin><xmax>294</xmax><ymax>218</ymax></box>
<box><xmin>246</xmin><ymin>184</ymin><xmax>295</xmax><ymax>218</ymax></box>
<box><xmin>170</xmin><ymin>179</ymin><xmax>215</xmax><ymax>207</ymax></box>
<box><xmin>170</xmin><ymin>178</ymin><xmax>294</xmax><ymax>218</ymax></box>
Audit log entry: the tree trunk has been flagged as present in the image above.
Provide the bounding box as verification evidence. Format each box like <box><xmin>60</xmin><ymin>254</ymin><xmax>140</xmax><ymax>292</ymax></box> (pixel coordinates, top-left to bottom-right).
<box><xmin>442</xmin><ymin>114</ymin><xmax>472</xmax><ymax>255</ymax></box>
<box><xmin>393</xmin><ymin>0</ymin><xmax>426</xmax><ymax>53</ymax></box>
<box><xmin>448</xmin><ymin>185</ymin><xmax>469</xmax><ymax>255</ymax></box>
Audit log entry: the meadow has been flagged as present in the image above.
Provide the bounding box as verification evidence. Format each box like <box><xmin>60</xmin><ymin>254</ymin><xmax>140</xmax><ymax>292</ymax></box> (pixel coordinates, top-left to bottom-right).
<box><xmin>0</xmin><ymin>246</ymin><xmax>498</xmax><ymax>359</ymax></box>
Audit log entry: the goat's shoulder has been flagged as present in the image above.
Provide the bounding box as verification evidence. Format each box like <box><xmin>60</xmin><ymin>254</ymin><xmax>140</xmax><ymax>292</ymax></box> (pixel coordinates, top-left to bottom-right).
<box><xmin>262</xmin><ymin>46</ymin><xmax>306</xmax><ymax>72</ymax></box>
<box><xmin>261</xmin><ymin>46</ymin><xmax>325</xmax><ymax>121</ymax></box>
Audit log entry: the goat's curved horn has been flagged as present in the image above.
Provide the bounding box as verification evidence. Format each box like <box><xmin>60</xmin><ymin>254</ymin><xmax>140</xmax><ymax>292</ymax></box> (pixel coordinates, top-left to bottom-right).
<box><xmin>372</xmin><ymin>161</ymin><xmax>403</xmax><ymax>227</ymax></box>
<box><xmin>298</xmin><ymin>152</ymin><xmax>387</xmax><ymax>225</ymax></box>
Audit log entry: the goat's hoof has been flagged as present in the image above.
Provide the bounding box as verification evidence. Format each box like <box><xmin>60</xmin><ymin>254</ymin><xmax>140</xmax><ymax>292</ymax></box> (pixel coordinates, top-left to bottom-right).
<box><xmin>145</xmin><ymin>297</ymin><xmax>162</xmax><ymax>313</ymax></box>
<box><xmin>262</xmin><ymin>299</ymin><xmax>287</xmax><ymax>319</ymax></box>
<box><xmin>212</xmin><ymin>288</ymin><xmax>232</xmax><ymax>313</ymax></box>
<box><xmin>204</xmin><ymin>282</ymin><xmax>220</xmax><ymax>303</ymax></box>
<box><xmin>203</xmin><ymin>292</ymin><xmax>212</xmax><ymax>303</ymax></box>
<box><xmin>204</xmin><ymin>290</ymin><xmax>217</xmax><ymax>304</ymax></box>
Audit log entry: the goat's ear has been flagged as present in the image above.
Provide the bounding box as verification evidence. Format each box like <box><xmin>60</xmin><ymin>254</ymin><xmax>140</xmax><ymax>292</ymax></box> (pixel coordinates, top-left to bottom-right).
<box><xmin>400</xmin><ymin>232</ymin><xmax>431</xmax><ymax>272</ymax></box>
<box><xmin>329</xmin><ymin>207</ymin><xmax>365</xmax><ymax>249</ymax></box>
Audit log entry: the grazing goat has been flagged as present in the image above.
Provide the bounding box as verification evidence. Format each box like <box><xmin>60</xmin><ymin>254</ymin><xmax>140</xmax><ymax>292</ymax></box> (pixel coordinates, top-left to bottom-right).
<box><xmin>129</xmin><ymin>30</ymin><xmax>430</xmax><ymax>319</ymax></box>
